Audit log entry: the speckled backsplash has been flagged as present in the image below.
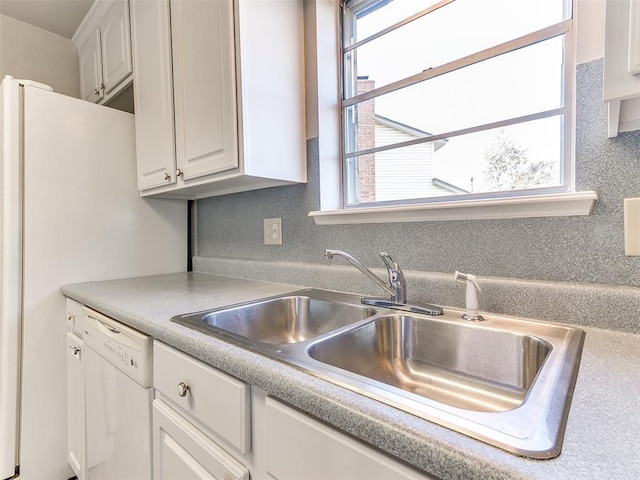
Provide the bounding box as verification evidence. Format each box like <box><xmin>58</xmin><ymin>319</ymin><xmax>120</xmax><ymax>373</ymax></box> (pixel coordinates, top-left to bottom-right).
<box><xmin>193</xmin><ymin>256</ymin><xmax>640</xmax><ymax>334</ymax></box>
<box><xmin>195</xmin><ymin>59</ymin><xmax>640</xmax><ymax>333</ymax></box>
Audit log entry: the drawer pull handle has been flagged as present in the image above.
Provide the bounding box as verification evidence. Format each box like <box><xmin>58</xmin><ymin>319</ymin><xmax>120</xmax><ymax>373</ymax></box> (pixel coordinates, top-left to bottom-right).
<box><xmin>177</xmin><ymin>382</ymin><xmax>190</xmax><ymax>397</ymax></box>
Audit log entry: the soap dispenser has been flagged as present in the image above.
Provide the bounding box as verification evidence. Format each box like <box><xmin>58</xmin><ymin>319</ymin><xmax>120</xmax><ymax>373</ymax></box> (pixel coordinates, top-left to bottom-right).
<box><xmin>453</xmin><ymin>271</ymin><xmax>485</xmax><ymax>321</ymax></box>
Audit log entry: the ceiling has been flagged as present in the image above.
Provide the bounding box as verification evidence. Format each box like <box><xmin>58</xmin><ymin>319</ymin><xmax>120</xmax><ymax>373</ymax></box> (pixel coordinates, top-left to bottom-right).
<box><xmin>0</xmin><ymin>0</ymin><xmax>95</xmax><ymax>39</ymax></box>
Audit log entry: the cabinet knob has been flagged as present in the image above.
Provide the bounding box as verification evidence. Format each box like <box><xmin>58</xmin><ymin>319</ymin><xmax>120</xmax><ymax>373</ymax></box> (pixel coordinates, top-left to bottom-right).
<box><xmin>67</xmin><ymin>313</ymin><xmax>75</xmax><ymax>321</ymax></box>
<box><xmin>177</xmin><ymin>381</ymin><xmax>190</xmax><ymax>397</ymax></box>
<box><xmin>69</xmin><ymin>345</ymin><xmax>81</xmax><ymax>356</ymax></box>
<box><xmin>163</xmin><ymin>172</ymin><xmax>171</xmax><ymax>181</ymax></box>
<box><xmin>176</xmin><ymin>169</ymin><xmax>184</xmax><ymax>177</ymax></box>
<box><xmin>93</xmin><ymin>88</ymin><xmax>100</xmax><ymax>96</ymax></box>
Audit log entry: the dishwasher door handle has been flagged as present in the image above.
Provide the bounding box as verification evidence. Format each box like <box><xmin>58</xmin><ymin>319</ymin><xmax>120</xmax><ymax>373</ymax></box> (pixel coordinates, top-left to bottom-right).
<box><xmin>91</xmin><ymin>316</ymin><xmax>121</xmax><ymax>335</ymax></box>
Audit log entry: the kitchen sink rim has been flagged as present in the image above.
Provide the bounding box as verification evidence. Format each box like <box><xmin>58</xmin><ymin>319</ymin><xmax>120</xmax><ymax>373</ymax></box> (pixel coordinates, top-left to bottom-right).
<box><xmin>170</xmin><ymin>287</ymin><xmax>585</xmax><ymax>459</ymax></box>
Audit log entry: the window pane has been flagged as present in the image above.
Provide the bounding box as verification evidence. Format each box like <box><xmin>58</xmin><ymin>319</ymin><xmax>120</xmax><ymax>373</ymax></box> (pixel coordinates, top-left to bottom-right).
<box><xmin>342</xmin><ymin>0</ymin><xmax>573</xmax><ymax>208</ymax></box>
<box><xmin>347</xmin><ymin>0</ymin><xmax>443</xmax><ymax>44</ymax></box>
<box><xmin>345</xmin><ymin>0</ymin><xmax>569</xmax><ymax>98</ymax></box>
<box><xmin>347</xmin><ymin>143</ymin><xmax>461</xmax><ymax>205</ymax></box>
<box><xmin>346</xmin><ymin>116</ymin><xmax>563</xmax><ymax>206</ymax></box>
<box><xmin>344</xmin><ymin>36</ymin><xmax>565</xmax><ymax>155</ymax></box>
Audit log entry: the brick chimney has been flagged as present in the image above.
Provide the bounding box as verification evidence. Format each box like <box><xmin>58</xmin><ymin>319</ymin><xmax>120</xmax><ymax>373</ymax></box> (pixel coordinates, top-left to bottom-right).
<box><xmin>356</xmin><ymin>77</ymin><xmax>376</xmax><ymax>203</ymax></box>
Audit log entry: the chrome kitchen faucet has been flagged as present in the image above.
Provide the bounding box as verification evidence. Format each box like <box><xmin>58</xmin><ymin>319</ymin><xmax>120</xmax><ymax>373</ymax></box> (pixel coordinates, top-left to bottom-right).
<box><xmin>325</xmin><ymin>249</ymin><xmax>443</xmax><ymax>316</ymax></box>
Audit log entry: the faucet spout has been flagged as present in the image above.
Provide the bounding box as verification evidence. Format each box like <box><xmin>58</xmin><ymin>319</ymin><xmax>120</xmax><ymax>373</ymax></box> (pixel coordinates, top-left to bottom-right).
<box><xmin>326</xmin><ymin>249</ymin><xmax>443</xmax><ymax>316</ymax></box>
<box><xmin>325</xmin><ymin>249</ymin><xmax>395</xmax><ymax>298</ymax></box>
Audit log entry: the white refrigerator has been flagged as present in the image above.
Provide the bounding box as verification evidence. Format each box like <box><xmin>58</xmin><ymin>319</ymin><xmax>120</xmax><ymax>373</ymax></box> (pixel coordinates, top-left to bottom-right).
<box><xmin>0</xmin><ymin>76</ymin><xmax>187</xmax><ymax>479</ymax></box>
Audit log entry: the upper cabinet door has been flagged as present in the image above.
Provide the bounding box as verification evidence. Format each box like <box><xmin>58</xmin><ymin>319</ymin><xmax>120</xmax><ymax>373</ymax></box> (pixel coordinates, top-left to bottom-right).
<box><xmin>170</xmin><ymin>0</ymin><xmax>239</xmax><ymax>181</ymax></box>
<box><xmin>130</xmin><ymin>0</ymin><xmax>177</xmax><ymax>191</ymax></box>
<box><xmin>79</xmin><ymin>30</ymin><xmax>104</xmax><ymax>103</ymax></box>
<box><xmin>100</xmin><ymin>0</ymin><xmax>133</xmax><ymax>95</ymax></box>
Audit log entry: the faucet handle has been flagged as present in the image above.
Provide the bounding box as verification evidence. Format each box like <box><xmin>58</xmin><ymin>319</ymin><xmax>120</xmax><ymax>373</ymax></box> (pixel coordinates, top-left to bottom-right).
<box><xmin>379</xmin><ymin>252</ymin><xmax>402</xmax><ymax>280</ymax></box>
<box><xmin>379</xmin><ymin>252</ymin><xmax>406</xmax><ymax>303</ymax></box>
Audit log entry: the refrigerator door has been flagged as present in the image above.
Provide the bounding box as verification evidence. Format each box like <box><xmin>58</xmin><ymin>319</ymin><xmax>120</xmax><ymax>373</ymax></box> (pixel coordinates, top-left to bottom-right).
<box><xmin>0</xmin><ymin>77</ymin><xmax>23</xmax><ymax>480</ymax></box>
<box><xmin>17</xmin><ymin>85</ymin><xmax>186</xmax><ymax>479</ymax></box>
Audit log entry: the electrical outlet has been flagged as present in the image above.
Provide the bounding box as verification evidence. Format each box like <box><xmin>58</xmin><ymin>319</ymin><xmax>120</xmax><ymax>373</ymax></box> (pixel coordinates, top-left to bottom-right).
<box><xmin>263</xmin><ymin>217</ymin><xmax>283</xmax><ymax>245</ymax></box>
<box><xmin>624</xmin><ymin>198</ymin><xmax>640</xmax><ymax>255</ymax></box>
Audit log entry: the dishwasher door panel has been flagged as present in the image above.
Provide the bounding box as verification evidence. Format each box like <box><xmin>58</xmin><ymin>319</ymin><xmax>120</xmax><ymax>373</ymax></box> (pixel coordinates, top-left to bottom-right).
<box><xmin>85</xmin><ymin>347</ymin><xmax>152</xmax><ymax>479</ymax></box>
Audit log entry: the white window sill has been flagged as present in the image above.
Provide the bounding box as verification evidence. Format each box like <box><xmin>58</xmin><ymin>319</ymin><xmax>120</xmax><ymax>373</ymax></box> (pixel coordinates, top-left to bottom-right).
<box><xmin>309</xmin><ymin>191</ymin><xmax>598</xmax><ymax>225</ymax></box>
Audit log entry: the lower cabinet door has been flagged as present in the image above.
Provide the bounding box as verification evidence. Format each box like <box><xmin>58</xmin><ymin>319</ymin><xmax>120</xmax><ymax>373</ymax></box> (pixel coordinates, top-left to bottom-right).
<box><xmin>265</xmin><ymin>397</ymin><xmax>435</xmax><ymax>480</ymax></box>
<box><xmin>153</xmin><ymin>399</ymin><xmax>249</xmax><ymax>480</ymax></box>
<box><xmin>66</xmin><ymin>332</ymin><xmax>86</xmax><ymax>480</ymax></box>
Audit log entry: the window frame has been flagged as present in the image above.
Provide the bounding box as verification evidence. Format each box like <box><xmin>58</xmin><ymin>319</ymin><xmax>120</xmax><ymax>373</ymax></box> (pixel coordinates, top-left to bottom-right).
<box><xmin>341</xmin><ymin>0</ymin><xmax>578</xmax><ymax>207</ymax></box>
<box><xmin>306</xmin><ymin>0</ymin><xmax>596</xmax><ymax>224</ymax></box>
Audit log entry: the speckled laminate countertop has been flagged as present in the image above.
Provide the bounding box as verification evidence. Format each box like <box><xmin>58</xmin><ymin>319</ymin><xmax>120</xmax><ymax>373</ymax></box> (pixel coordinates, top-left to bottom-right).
<box><xmin>62</xmin><ymin>272</ymin><xmax>640</xmax><ymax>480</ymax></box>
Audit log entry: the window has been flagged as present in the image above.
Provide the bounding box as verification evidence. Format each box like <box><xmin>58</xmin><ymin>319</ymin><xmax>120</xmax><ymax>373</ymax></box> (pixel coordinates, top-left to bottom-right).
<box><xmin>340</xmin><ymin>0</ymin><xmax>575</xmax><ymax>208</ymax></box>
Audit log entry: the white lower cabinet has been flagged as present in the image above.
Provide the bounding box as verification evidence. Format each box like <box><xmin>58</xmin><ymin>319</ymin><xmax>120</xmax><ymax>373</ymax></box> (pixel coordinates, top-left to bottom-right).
<box><xmin>153</xmin><ymin>341</ymin><xmax>250</xmax><ymax>453</ymax></box>
<box><xmin>265</xmin><ymin>397</ymin><xmax>435</xmax><ymax>480</ymax></box>
<box><xmin>66</xmin><ymin>298</ymin><xmax>85</xmax><ymax>337</ymax></box>
<box><xmin>153</xmin><ymin>342</ymin><xmax>253</xmax><ymax>479</ymax></box>
<box><xmin>66</xmin><ymin>327</ymin><xmax>440</xmax><ymax>480</ymax></box>
<box><xmin>66</xmin><ymin>301</ymin><xmax>155</xmax><ymax>480</ymax></box>
<box><xmin>153</xmin><ymin>399</ymin><xmax>248</xmax><ymax>480</ymax></box>
<box><xmin>66</xmin><ymin>331</ymin><xmax>86</xmax><ymax>480</ymax></box>
<box><xmin>153</xmin><ymin>341</ymin><xmax>435</xmax><ymax>480</ymax></box>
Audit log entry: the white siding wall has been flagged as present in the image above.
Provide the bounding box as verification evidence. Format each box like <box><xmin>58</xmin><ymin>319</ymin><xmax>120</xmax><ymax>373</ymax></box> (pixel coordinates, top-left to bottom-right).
<box><xmin>374</xmin><ymin>123</ymin><xmax>451</xmax><ymax>201</ymax></box>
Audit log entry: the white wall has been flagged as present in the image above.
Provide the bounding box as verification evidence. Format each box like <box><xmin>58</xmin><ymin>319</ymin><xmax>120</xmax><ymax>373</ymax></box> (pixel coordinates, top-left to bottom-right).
<box><xmin>0</xmin><ymin>14</ymin><xmax>80</xmax><ymax>98</ymax></box>
<box><xmin>576</xmin><ymin>0</ymin><xmax>606</xmax><ymax>64</ymax></box>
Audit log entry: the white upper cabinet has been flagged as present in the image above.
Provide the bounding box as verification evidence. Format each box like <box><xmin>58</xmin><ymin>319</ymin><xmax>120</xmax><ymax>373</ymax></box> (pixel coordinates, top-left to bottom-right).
<box><xmin>131</xmin><ymin>0</ymin><xmax>307</xmax><ymax>199</ymax></box>
<box><xmin>74</xmin><ymin>0</ymin><xmax>133</xmax><ymax>105</ymax></box>
<box><xmin>99</xmin><ymin>1</ymin><xmax>133</xmax><ymax>95</ymax></box>
<box><xmin>130</xmin><ymin>0</ymin><xmax>176</xmax><ymax>190</ymax></box>
<box><xmin>78</xmin><ymin>31</ymin><xmax>103</xmax><ymax>103</ymax></box>
<box><xmin>171</xmin><ymin>0</ymin><xmax>238</xmax><ymax>181</ymax></box>
<box><xmin>604</xmin><ymin>0</ymin><xmax>640</xmax><ymax>137</ymax></box>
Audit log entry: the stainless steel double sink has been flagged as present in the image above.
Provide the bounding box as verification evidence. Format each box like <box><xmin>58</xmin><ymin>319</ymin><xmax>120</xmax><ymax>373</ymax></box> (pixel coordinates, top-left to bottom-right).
<box><xmin>171</xmin><ymin>288</ymin><xmax>585</xmax><ymax>459</ymax></box>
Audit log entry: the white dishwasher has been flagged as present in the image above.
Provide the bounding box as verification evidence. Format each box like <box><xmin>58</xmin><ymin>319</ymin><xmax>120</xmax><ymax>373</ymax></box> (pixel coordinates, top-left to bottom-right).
<box><xmin>82</xmin><ymin>307</ymin><xmax>153</xmax><ymax>479</ymax></box>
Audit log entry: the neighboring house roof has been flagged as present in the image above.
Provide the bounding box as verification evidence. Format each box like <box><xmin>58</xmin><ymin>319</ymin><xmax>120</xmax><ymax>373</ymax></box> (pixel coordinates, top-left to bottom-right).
<box><xmin>432</xmin><ymin>177</ymin><xmax>470</xmax><ymax>194</ymax></box>
<box><xmin>375</xmin><ymin>114</ymin><xmax>448</xmax><ymax>151</ymax></box>
<box><xmin>354</xmin><ymin>0</ymin><xmax>394</xmax><ymax>19</ymax></box>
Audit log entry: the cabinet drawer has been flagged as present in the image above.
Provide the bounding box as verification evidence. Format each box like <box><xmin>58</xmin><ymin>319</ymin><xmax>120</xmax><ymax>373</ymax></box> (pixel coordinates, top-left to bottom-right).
<box><xmin>153</xmin><ymin>341</ymin><xmax>250</xmax><ymax>453</ymax></box>
<box><xmin>66</xmin><ymin>298</ymin><xmax>85</xmax><ymax>336</ymax></box>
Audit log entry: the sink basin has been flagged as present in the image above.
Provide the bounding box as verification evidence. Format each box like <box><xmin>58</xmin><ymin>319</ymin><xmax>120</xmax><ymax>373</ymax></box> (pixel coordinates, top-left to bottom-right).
<box><xmin>172</xmin><ymin>288</ymin><xmax>585</xmax><ymax>459</ymax></box>
<box><xmin>172</xmin><ymin>290</ymin><xmax>376</xmax><ymax>345</ymax></box>
<box><xmin>304</xmin><ymin>311</ymin><xmax>584</xmax><ymax>459</ymax></box>
<box><xmin>307</xmin><ymin>314</ymin><xmax>550</xmax><ymax>412</ymax></box>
